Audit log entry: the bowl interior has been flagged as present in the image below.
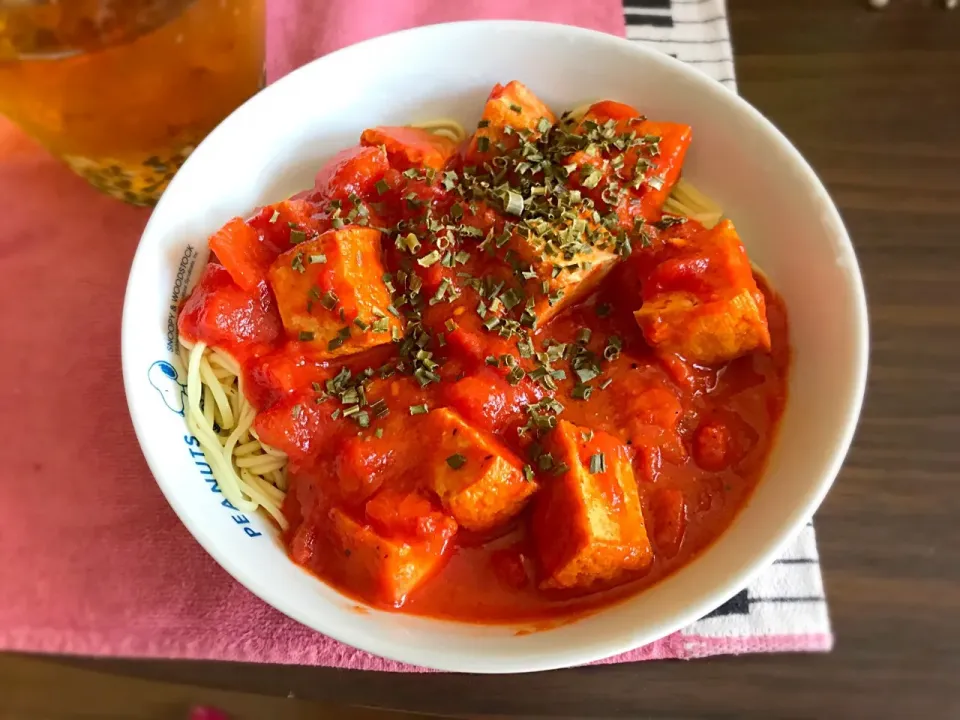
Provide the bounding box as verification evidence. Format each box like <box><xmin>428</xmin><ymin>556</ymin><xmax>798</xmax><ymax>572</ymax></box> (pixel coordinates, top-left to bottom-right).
<box><xmin>122</xmin><ymin>21</ymin><xmax>867</xmax><ymax>673</ymax></box>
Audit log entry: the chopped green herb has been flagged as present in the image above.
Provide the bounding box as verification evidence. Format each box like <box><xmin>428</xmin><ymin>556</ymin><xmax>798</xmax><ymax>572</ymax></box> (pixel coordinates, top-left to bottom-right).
<box><xmin>417</xmin><ymin>250</ymin><xmax>441</xmax><ymax>267</ymax></box>
<box><xmin>291</xmin><ymin>404</ymin><xmax>302</xmax><ymax>419</ymax></box>
<box><xmin>370</xmin><ymin>399</ymin><xmax>389</xmax><ymax>419</ymax></box>
<box><xmin>298</xmin><ymin>331</ymin><xmax>315</xmax><ymax>342</ymax></box>
<box><xmin>603</xmin><ymin>335</ymin><xmax>622</xmax><ymax>361</ymax></box>
<box><xmin>375</xmin><ymin>427</ymin><xmax>384</xmax><ymax>438</ymax></box>
<box><xmin>308</xmin><ymin>253</ymin><xmax>326</xmax><ymax>264</ymax></box>
<box><xmin>269</xmin><ymin>209</ymin><xmax>280</xmax><ymax>223</ymax></box>
<box><xmin>581</xmin><ymin>165</ymin><xmax>603</xmax><ymax>189</ymax></box>
<box><xmin>446</xmin><ymin>453</ymin><xmax>468</xmax><ymax>470</ymax></box>
<box><xmin>503</xmin><ymin>190</ymin><xmax>524</xmax><ymax>216</ymax></box>
<box><xmin>320</xmin><ymin>290</ymin><xmax>339</xmax><ymax>311</ymax></box>
<box><xmin>409</xmin><ymin>403</ymin><xmax>429</xmax><ymax>416</ymax></box>
<box><xmin>537</xmin><ymin>452</ymin><xmax>554</xmax><ymax>471</ymax></box>
<box><xmin>290</xmin><ymin>229</ymin><xmax>307</xmax><ymax>244</ymax></box>
<box><xmin>589</xmin><ymin>452</ymin><xmax>607</xmax><ymax>474</ymax></box>
<box><xmin>576</xmin><ymin>366</ymin><xmax>599</xmax><ymax>383</ymax></box>
<box><xmin>505</xmin><ymin>366</ymin><xmax>526</xmax><ymax>385</ymax></box>
<box><xmin>655</xmin><ymin>215</ymin><xmax>687</xmax><ymax>230</ymax></box>
<box><xmin>375</xmin><ymin>179</ymin><xmax>390</xmax><ymax>195</ymax></box>
<box><xmin>291</xmin><ymin>253</ymin><xmax>305</xmax><ymax>273</ymax></box>
<box><xmin>327</xmin><ymin>326</ymin><xmax>350</xmax><ymax>351</ymax></box>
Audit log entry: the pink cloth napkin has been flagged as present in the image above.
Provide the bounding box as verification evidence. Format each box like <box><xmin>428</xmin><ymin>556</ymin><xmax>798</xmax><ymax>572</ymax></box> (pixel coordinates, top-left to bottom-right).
<box><xmin>0</xmin><ymin>0</ymin><xmax>650</xmax><ymax>671</ymax></box>
<box><xmin>267</xmin><ymin>0</ymin><xmax>626</xmax><ymax>82</ymax></box>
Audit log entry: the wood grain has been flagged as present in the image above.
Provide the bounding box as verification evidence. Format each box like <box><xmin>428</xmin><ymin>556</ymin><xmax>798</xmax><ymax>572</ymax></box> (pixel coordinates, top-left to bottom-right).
<box><xmin>5</xmin><ymin>1</ymin><xmax>960</xmax><ymax>717</ymax></box>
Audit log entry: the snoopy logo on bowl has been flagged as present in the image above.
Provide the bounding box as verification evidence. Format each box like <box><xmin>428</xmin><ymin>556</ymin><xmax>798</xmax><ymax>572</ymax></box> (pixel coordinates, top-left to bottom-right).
<box><xmin>148</xmin><ymin>359</ymin><xmax>188</xmax><ymax>416</ymax></box>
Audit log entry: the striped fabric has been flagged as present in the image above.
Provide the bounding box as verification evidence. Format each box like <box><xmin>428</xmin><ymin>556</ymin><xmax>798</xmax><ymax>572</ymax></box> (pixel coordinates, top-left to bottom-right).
<box><xmin>625</xmin><ymin>0</ymin><xmax>737</xmax><ymax>91</ymax></box>
<box><xmin>621</xmin><ymin>0</ymin><xmax>833</xmax><ymax>652</ymax></box>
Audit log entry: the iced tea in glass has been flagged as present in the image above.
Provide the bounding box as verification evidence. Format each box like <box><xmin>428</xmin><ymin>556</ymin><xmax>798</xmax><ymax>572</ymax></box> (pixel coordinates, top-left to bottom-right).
<box><xmin>0</xmin><ymin>0</ymin><xmax>265</xmax><ymax>205</ymax></box>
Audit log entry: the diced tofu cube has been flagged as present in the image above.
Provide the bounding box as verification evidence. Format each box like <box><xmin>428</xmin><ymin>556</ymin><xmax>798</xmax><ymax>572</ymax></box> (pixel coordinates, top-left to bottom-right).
<box><xmin>633</xmin><ymin>220</ymin><xmax>770</xmax><ymax>365</ymax></box>
<box><xmin>635</xmin><ymin>289</ymin><xmax>769</xmax><ymax>366</ymax></box>
<box><xmin>532</xmin><ymin>420</ymin><xmax>652</xmax><ymax>591</ymax></box>
<box><xmin>268</xmin><ymin>226</ymin><xmax>403</xmax><ymax>358</ymax></box>
<box><xmin>465</xmin><ymin>81</ymin><xmax>556</xmax><ymax>163</ymax></box>
<box><xmin>325</xmin><ymin>504</ymin><xmax>455</xmax><ymax>607</ymax></box>
<box><xmin>422</xmin><ymin>408</ymin><xmax>537</xmax><ymax>532</ymax></box>
<box><xmin>508</xmin><ymin>220</ymin><xmax>620</xmax><ymax>326</ymax></box>
<box><xmin>360</xmin><ymin>126</ymin><xmax>459</xmax><ymax>170</ymax></box>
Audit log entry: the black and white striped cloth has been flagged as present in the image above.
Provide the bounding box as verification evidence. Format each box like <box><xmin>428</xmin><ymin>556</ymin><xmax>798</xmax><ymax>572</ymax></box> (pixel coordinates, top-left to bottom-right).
<box><xmin>625</xmin><ymin>0</ymin><xmax>737</xmax><ymax>91</ymax></box>
<box><xmin>623</xmin><ymin>0</ymin><xmax>832</xmax><ymax>651</ymax></box>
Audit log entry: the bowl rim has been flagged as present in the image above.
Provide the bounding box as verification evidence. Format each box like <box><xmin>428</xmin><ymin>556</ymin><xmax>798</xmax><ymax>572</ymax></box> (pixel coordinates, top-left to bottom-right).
<box><xmin>121</xmin><ymin>19</ymin><xmax>869</xmax><ymax>673</ymax></box>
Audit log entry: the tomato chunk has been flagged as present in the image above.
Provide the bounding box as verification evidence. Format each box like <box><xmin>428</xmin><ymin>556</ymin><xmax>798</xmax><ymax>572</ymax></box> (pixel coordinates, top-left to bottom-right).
<box><xmin>177</xmin><ymin>263</ymin><xmax>282</xmax><ymax>361</ymax></box>
<box><xmin>692</xmin><ymin>410</ymin><xmax>759</xmax><ymax>472</ymax></box>
<box><xmin>444</xmin><ymin>370</ymin><xmax>544</xmax><ymax>437</ymax></box>
<box><xmin>365</xmin><ymin>488</ymin><xmax>455</xmax><ymax>543</ymax></box>
<box><xmin>312</xmin><ymin>145</ymin><xmax>390</xmax><ymax>202</ymax></box>
<box><xmin>649</xmin><ymin>488</ymin><xmax>687</xmax><ymax>559</ymax></box>
<box><xmin>491</xmin><ymin>545</ymin><xmax>531</xmax><ymax>590</ymax></box>
<box><xmin>252</xmin><ymin>392</ymin><xmax>341</xmax><ymax>463</ymax></box>
<box><xmin>247</xmin><ymin>199</ymin><xmax>320</xmax><ymax>250</ymax></box>
<box><xmin>243</xmin><ymin>347</ymin><xmax>330</xmax><ymax>411</ymax></box>
<box><xmin>207</xmin><ymin>218</ymin><xmax>274</xmax><ymax>292</ymax></box>
<box><xmin>565</xmin><ymin>101</ymin><xmax>692</xmax><ymax>224</ymax></box>
<box><xmin>464</xmin><ymin>81</ymin><xmax>556</xmax><ymax>164</ymax></box>
<box><xmin>360</xmin><ymin>126</ymin><xmax>459</xmax><ymax>171</ymax></box>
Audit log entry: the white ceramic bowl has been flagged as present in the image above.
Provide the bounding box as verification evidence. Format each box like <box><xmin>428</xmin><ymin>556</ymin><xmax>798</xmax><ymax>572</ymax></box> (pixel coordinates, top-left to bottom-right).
<box><xmin>121</xmin><ymin>20</ymin><xmax>868</xmax><ymax>673</ymax></box>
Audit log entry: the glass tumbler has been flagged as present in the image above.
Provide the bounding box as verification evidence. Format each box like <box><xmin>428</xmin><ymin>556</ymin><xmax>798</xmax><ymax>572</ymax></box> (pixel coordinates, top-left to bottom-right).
<box><xmin>0</xmin><ymin>0</ymin><xmax>265</xmax><ymax>205</ymax></box>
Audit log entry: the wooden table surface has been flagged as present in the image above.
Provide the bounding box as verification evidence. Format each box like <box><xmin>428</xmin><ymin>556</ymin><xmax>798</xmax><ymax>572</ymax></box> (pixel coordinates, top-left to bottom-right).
<box><xmin>5</xmin><ymin>1</ymin><xmax>960</xmax><ymax>718</ymax></box>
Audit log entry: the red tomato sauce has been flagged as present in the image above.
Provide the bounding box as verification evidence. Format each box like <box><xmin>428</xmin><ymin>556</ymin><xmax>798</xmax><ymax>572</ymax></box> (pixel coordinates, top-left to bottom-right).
<box><xmin>177</xmin><ymin>81</ymin><xmax>790</xmax><ymax>625</ymax></box>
